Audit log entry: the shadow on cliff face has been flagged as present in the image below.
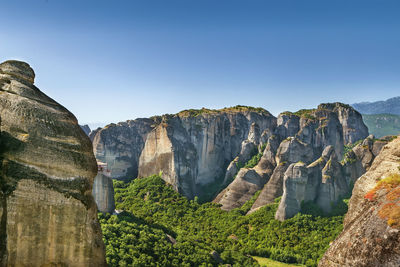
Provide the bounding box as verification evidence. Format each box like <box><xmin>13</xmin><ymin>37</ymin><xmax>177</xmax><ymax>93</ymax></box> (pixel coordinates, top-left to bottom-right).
<box><xmin>0</xmin><ymin>131</ymin><xmax>25</xmax><ymax>265</ymax></box>
<box><xmin>0</xmin><ymin>131</ymin><xmax>26</xmax><ymax>193</ymax></box>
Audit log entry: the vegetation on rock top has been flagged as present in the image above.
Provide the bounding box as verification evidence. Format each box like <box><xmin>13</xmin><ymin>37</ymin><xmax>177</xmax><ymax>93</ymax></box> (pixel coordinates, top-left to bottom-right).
<box><xmin>178</xmin><ymin>105</ymin><xmax>270</xmax><ymax>117</ymax></box>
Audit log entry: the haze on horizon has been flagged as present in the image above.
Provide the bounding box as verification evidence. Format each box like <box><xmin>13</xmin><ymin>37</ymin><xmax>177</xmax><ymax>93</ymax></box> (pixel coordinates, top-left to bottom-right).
<box><xmin>1</xmin><ymin>0</ymin><xmax>400</xmax><ymax>126</ymax></box>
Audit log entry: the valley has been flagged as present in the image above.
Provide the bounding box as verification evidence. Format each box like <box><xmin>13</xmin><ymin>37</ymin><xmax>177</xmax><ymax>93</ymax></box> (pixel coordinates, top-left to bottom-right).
<box><xmin>1</xmin><ymin>59</ymin><xmax>399</xmax><ymax>266</ymax></box>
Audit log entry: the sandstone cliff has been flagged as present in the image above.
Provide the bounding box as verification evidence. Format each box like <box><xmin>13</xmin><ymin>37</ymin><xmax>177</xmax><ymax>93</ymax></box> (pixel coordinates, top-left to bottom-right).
<box><xmin>319</xmin><ymin>136</ymin><xmax>400</xmax><ymax>267</ymax></box>
<box><xmin>0</xmin><ymin>60</ymin><xmax>106</xmax><ymax>266</ymax></box>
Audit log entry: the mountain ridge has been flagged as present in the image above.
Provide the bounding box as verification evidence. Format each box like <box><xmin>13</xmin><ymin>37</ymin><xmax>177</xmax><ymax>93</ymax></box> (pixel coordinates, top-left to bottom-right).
<box><xmin>352</xmin><ymin>96</ymin><xmax>400</xmax><ymax>115</ymax></box>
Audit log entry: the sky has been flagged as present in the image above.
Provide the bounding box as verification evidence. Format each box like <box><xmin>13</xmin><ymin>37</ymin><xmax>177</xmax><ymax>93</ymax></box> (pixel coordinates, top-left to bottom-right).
<box><xmin>1</xmin><ymin>0</ymin><xmax>400</xmax><ymax>127</ymax></box>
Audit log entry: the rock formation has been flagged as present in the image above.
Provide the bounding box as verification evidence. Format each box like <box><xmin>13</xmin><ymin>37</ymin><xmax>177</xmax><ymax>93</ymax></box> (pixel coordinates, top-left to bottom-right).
<box><xmin>215</xmin><ymin>103</ymin><xmax>371</xmax><ymax>218</ymax></box>
<box><xmin>80</xmin><ymin>124</ymin><xmax>91</xmax><ymax>136</ymax></box>
<box><xmin>138</xmin><ymin>107</ymin><xmax>276</xmax><ymax>199</ymax></box>
<box><xmin>0</xmin><ymin>60</ymin><xmax>106</xmax><ymax>266</ymax></box>
<box><xmin>92</xmin><ymin>173</ymin><xmax>115</xmax><ymax>213</ymax></box>
<box><xmin>319</xmin><ymin>136</ymin><xmax>400</xmax><ymax>267</ymax></box>
<box><xmin>92</xmin><ymin>118</ymin><xmax>156</xmax><ymax>181</ymax></box>
<box><xmin>91</xmin><ymin>102</ymin><xmax>371</xmax><ymax>217</ymax></box>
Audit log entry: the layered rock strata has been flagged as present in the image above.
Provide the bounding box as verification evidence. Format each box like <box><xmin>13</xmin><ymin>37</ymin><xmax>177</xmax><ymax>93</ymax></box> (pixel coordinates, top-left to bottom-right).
<box><xmin>0</xmin><ymin>60</ymin><xmax>106</xmax><ymax>266</ymax></box>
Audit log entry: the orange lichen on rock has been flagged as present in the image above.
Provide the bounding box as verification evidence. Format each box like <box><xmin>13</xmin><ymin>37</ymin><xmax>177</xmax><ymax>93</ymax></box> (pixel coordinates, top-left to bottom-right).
<box><xmin>386</xmin><ymin>187</ymin><xmax>400</xmax><ymax>201</ymax></box>
<box><xmin>364</xmin><ymin>173</ymin><xmax>400</xmax><ymax>201</ymax></box>
<box><xmin>363</xmin><ymin>173</ymin><xmax>400</xmax><ymax>228</ymax></box>
<box><xmin>364</xmin><ymin>190</ymin><xmax>376</xmax><ymax>201</ymax></box>
<box><xmin>378</xmin><ymin>202</ymin><xmax>400</xmax><ymax>228</ymax></box>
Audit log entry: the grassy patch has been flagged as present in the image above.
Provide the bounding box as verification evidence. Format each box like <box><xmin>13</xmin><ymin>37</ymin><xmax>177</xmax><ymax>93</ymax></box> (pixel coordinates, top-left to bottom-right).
<box><xmin>252</xmin><ymin>256</ymin><xmax>305</xmax><ymax>267</ymax></box>
<box><xmin>244</xmin><ymin>143</ymin><xmax>267</xmax><ymax>169</ymax></box>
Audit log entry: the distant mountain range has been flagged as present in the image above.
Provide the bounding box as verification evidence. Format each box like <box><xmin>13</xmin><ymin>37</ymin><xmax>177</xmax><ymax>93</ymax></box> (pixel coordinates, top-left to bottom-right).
<box><xmin>351</xmin><ymin>96</ymin><xmax>400</xmax><ymax>138</ymax></box>
<box><xmin>352</xmin><ymin>96</ymin><xmax>400</xmax><ymax>115</ymax></box>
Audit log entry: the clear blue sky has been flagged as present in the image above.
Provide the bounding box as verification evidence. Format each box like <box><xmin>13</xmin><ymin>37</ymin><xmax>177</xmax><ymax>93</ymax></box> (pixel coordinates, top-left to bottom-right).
<box><xmin>1</xmin><ymin>0</ymin><xmax>400</xmax><ymax>126</ymax></box>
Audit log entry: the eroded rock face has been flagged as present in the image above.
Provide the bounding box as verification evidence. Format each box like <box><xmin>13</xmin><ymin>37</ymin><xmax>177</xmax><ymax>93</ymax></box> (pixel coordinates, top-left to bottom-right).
<box><xmin>213</xmin><ymin>134</ymin><xmax>280</xmax><ymax>210</ymax></box>
<box><xmin>138</xmin><ymin>109</ymin><xmax>277</xmax><ymax>199</ymax></box>
<box><xmin>92</xmin><ymin>118</ymin><xmax>156</xmax><ymax>181</ymax></box>
<box><xmin>248</xmin><ymin>137</ymin><xmax>314</xmax><ymax>212</ymax></box>
<box><xmin>274</xmin><ymin>135</ymin><xmax>391</xmax><ymax>220</ymax></box>
<box><xmin>215</xmin><ymin>103</ymin><xmax>370</xmax><ymax>216</ymax></box>
<box><xmin>319</xmin><ymin>102</ymin><xmax>368</xmax><ymax>144</ymax></box>
<box><xmin>93</xmin><ymin>173</ymin><xmax>115</xmax><ymax>213</ymax></box>
<box><xmin>214</xmin><ymin>168</ymin><xmax>266</xmax><ymax>211</ymax></box>
<box><xmin>0</xmin><ymin>60</ymin><xmax>106</xmax><ymax>266</ymax></box>
<box><xmin>275</xmin><ymin>162</ymin><xmax>309</xmax><ymax>220</ymax></box>
<box><xmin>319</xmin><ymin>136</ymin><xmax>400</xmax><ymax>267</ymax></box>
<box><xmin>249</xmin><ymin>104</ymin><xmax>369</xmax><ymax>215</ymax></box>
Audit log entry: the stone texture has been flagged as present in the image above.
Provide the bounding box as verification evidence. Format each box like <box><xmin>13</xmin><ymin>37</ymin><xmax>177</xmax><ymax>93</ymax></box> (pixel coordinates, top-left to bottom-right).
<box><xmin>92</xmin><ymin>173</ymin><xmax>115</xmax><ymax>213</ymax></box>
<box><xmin>223</xmin><ymin>123</ymin><xmax>260</xmax><ymax>185</ymax></box>
<box><xmin>319</xmin><ymin>102</ymin><xmax>369</xmax><ymax>144</ymax></box>
<box><xmin>139</xmin><ymin>108</ymin><xmax>277</xmax><ymax>199</ymax></box>
<box><xmin>214</xmin><ymin>134</ymin><xmax>279</xmax><ymax>210</ymax></box>
<box><xmin>92</xmin><ymin>118</ymin><xmax>156</xmax><ymax>181</ymax></box>
<box><xmin>319</xmin><ymin>136</ymin><xmax>400</xmax><ymax>267</ymax></box>
<box><xmin>275</xmin><ymin>162</ymin><xmax>309</xmax><ymax>221</ymax></box>
<box><xmin>212</xmin><ymin>103</ymin><xmax>370</xmax><ymax>216</ymax></box>
<box><xmin>274</xmin><ymin>134</ymin><xmax>391</xmax><ymax>221</ymax></box>
<box><xmin>214</xmin><ymin>168</ymin><xmax>266</xmax><ymax>211</ymax></box>
<box><xmin>248</xmin><ymin>104</ymin><xmax>369</xmax><ymax>215</ymax></box>
<box><xmin>0</xmin><ymin>60</ymin><xmax>106</xmax><ymax>266</ymax></box>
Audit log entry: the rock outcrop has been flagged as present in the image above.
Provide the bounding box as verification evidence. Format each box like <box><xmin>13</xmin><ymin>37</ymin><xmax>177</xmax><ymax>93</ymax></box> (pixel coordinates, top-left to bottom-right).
<box><xmin>92</xmin><ymin>102</ymin><xmax>370</xmax><ymax>217</ymax></box>
<box><xmin>92</xmin><ymin>173</ymin><xmax>115</xmax><ymax>213</ymax></box>
<box><xmin>0</xmin><ymin>60</ymin><xmax>106</xmax><ymax>266</ymax></box>
<box><xmin>80</xmin><ymin>124</ymin><xmax>91</xmax><ymax>136</ymax></box>
<box><xmin>319</xmin><ymin>136</ymin><xmax>400</xmax><ymax>267</ymax></box>
<box><xmin>250</xmin><ymin>105</ymin><xmax>369</xmax><ymax>215</ymax></box>
<box><xmin>138</xmin><ymin>107</ymin><xmax>277</xmax><ymax>199</ymax></box>
<box><xmin>215</xmin><ymin>103</ymin><xmax>371</xmax><ymax>217</ymax></box>
<box><xmin>92</xmin><ymin>118</ymin><xmax>156</xmax><ymax>181</ymax></box>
